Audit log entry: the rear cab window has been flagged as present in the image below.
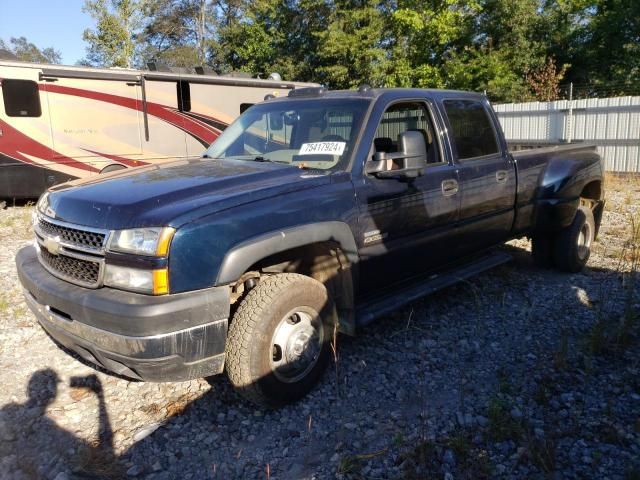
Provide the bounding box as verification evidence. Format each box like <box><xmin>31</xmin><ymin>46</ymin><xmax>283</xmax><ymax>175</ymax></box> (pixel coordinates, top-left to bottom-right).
<box><xmin>443</xmin><ymin>99</ymin><xmax>499</xmax><ymax>160</ymax></box>
<box><xmin>1</xmin><ymin>79</ymin><xmax>42</xmax><ymax>117</ymax></box>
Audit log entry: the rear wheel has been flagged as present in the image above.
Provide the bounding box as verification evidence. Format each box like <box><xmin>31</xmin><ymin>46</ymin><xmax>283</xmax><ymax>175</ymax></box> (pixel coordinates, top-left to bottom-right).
<box><xmin>225</xmin><ymin>273</ymin><xmax>331</xmax><ymax>407</ymax></box>
<box><xmin>553</xmin><ymin>206</ymin><xmax>595</xmax><ymax>273</ymax></box>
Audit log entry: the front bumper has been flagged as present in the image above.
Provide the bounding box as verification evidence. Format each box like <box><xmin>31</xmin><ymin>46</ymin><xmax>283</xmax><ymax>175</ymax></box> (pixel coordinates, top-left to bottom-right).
<box><xmin>16</xmin><ymin>245</ymin><xmax>230</xmax><ymax>382</ymax></box>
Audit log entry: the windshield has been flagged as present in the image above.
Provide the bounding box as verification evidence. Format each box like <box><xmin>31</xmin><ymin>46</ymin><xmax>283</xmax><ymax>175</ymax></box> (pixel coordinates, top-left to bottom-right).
<box><xmin>204</xmin><ymin>98</ymin><xmax>371</xmax><ymax>171</ymax></box>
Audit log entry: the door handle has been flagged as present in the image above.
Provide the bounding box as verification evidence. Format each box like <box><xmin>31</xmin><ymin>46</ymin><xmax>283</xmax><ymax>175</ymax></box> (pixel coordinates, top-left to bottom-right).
<box><xmin>441</xmin><ymin>179</ymin><xmax>458</xmax><ymax>197</ymax></box>
<box><xmin>496</xmin><ymin>170</ymin><xmax>508</xmax><ymax>183</ymax></box>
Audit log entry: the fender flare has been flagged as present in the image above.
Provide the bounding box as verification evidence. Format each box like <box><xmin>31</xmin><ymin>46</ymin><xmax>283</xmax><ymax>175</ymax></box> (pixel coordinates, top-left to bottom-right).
<box><xmin>215</xmin><ymin>221</ymin><xmax>359</xmax><ymax>285</ymax></box>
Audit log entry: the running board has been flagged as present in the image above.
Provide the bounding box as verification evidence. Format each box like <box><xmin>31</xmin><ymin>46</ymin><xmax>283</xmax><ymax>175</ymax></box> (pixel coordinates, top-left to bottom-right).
<box><xmin>355</xmin><ymin>251</ymin><xmax>512</xmax><ymax>327</ymax></box>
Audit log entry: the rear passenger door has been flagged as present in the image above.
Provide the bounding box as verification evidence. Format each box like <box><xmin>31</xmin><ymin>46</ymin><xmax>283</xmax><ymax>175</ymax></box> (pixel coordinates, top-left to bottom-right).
<box><xmin>442</xmin><ymin>98</ymin><xmax>516</xmax><ymax>254</ymax></box>
<box><xmin>355</xmin><ymin>100</ymin><xmax>460</xmax><ymax>295</ymax></box>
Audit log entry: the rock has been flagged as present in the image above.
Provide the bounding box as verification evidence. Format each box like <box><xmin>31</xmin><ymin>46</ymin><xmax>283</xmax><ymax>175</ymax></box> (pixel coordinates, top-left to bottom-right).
<box><xmin>126</xmin><ymin>465</ymin><xmax>144</xmax><ymax>477</ymax></box>
<box><xmin>133</xmin><ymin>422</ymin><xmax>163</xmax><ymax>442</ymax></box>
<box><xmin>476</xmin><ymin>415</ymin><xmax>489</xmax><ymax>427</ymax></box>
<box><xmin>443</xmin><ymin>449</ymin><xmax>456</xmax><ymax>466</ymax></box>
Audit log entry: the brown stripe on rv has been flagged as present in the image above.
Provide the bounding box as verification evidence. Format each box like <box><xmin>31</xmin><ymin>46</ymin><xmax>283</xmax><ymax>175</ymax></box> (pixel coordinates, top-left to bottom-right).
<box><xmin>0</xmin><ymin>118</ymin><xmax>99</xmax><ymax>172</ymax></box>
<box><xmin>41</xmin><ymin>83</ymin><xmax>223</xmax><ymax>145</ymax></box>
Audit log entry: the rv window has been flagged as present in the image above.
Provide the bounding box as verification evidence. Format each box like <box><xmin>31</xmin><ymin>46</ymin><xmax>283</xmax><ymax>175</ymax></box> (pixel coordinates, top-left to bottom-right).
<box><xmin>177</xmin><ymin>80</ymin><xmax>191</xmax><ymax>112</ymax></box>
<box><xmin>240</xmin><ymin>103</ymin><xmax>253</xmax><ymax>114</ymax></box>
<box><xmin>2</xmin><ymin>79</ymin><xmax>42</xmax><ymax>117</ymax></box>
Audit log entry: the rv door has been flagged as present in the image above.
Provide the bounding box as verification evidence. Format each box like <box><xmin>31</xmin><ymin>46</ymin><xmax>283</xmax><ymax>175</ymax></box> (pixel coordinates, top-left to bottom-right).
<box><xmin>45</xmin><ymin>76</ymin><xmax>144</xmax><ymax>169</ymax></box>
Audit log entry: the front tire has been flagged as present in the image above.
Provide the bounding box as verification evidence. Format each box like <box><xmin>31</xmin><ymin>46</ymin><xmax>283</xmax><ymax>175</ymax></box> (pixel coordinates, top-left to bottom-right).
<box><xmin>553</xmin><ymin>206</ymin><xmax>595</xmax><ymax>273</ymax></box>
<box><xmin>225</xmin><ymin>273</ymin><xmax>332</xmax><ymax>407</ymax></box>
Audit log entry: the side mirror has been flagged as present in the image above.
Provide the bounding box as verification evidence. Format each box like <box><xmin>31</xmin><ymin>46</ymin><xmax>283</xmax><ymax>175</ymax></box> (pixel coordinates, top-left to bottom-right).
<box><xmin>365</xmin><ymin>130</ymin><xmax>428</xmax><ymax>179</ymax></box>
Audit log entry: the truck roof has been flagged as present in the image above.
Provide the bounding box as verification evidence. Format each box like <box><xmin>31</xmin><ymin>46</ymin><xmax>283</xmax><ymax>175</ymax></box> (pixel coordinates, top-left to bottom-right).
<box><xmin>268</xmin><ymin>86</ymin><xmax>488</xmax><ymax>103</ymax></box>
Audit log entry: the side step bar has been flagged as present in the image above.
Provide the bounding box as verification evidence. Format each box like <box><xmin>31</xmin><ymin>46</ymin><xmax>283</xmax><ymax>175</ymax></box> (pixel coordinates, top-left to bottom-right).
<box><xmin>355</xmin><ymin>251</ymin><xmax>512</xmax><ymax>327</ymax></box>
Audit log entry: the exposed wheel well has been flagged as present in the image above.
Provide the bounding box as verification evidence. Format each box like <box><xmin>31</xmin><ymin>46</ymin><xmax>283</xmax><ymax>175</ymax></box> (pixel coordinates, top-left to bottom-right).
<box><xmin>581</xmin><ymin>181</ymin><xmax>602</xmax><ymax>201</ymax></box>
<box><xmin>580</xmin><ymin>180</ymin><xmax>604</xmax><ymax>237</ymax></box>
<box><xmin>230</xmin><ymin>242</ymin><xmax>356</xmax><ymax>334</ymax></box>
<box><xmin>100</xmin><ymin>163</ymin><xmax>127</xmax><ymax>174</ymax></box>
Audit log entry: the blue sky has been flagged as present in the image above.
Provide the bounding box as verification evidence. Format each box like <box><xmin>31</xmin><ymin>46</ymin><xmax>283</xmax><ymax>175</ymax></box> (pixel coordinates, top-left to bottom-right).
<box><xmin>0</xmin><ymin>0</ymin><xmax>91</xmax><ymax>65</ymax></box>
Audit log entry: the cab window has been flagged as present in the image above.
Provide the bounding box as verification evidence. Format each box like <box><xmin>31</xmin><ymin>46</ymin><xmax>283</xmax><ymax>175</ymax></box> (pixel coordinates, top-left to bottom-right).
<box><xmin>443</xmin><ymin>99</ymin><xmax>499</xmax><ymax>160</ymax></box>
<box><xmin>373</xmin><ymin>102</ymin><xmax>441</xmax><ymax>164</ymax></box>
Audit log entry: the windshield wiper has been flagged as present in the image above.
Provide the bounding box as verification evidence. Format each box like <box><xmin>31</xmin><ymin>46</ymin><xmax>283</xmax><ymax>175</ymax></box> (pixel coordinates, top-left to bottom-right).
<box><xmin>253</xmin><ymin>156</ymin><xmax>289</xmax><ymax>165</ymax></box>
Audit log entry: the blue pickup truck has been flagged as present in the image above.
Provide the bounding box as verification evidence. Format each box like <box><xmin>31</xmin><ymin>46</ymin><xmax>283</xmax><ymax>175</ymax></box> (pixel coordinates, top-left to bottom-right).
<box><xmin>16</xmin><ymin>87</ymin><xmax>604</xmax><ymax>407</ymax></box>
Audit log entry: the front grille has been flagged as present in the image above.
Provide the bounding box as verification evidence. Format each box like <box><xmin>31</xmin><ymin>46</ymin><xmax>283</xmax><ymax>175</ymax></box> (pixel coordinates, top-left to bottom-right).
<box><xmin>37</xmin><ymin>217</ymin><xmax>106</xmax><ymax>250</ymax></box>
<box><xmin>40</xmin><ymin>248</ymin><xmax>101</xmax><ymax>286</ymax></box>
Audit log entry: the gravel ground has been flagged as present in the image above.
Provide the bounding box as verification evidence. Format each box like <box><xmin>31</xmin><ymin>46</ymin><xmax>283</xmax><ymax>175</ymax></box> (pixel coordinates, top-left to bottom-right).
<box><xmin>1</xmin><ymin>178</ymin><xmax>639</xmax><ymax>480</ymax></box>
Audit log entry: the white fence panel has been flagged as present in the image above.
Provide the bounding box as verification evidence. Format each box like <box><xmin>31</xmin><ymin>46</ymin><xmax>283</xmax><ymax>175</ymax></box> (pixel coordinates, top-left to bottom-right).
<box><xmin>493</xmin><ymin>96</ymin><xmax>640</xmax><ymax>172</ymax></box>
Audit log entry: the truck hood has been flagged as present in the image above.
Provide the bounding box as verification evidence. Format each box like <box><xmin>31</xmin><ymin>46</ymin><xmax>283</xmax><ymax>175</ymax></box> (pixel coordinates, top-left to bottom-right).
<box><xmin>44</xmin><ymin>158</ymin><xmax>333</xmax><ymax>229</ymax></box>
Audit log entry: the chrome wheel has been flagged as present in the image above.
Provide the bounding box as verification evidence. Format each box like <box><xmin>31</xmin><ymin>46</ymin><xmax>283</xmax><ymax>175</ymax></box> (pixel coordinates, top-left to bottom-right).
<box><xmin>270</xmin><ymin>307</ymin><xmax>323</xmax><ymax>383</ymax></box>
<box><xmin>577</xmin><ymin>221</ymin><xmax>592</xmax><ymax>261</ymax></box>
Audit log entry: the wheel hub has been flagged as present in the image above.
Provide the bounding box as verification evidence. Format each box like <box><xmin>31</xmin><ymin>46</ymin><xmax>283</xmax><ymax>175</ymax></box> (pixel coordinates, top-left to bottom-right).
<box><xmin>577</xmin><ymin>221</ymin><xmax>592</xmax><ymax>261</ymax></box>
<box><xmin>270</xmin><ymin>309</ymin><xmax>323</xmax><ymax>383</ymax></box>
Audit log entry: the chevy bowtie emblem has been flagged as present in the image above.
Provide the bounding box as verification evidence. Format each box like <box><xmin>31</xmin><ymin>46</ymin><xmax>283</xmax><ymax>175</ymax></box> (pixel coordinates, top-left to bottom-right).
<box><xmin>43</xmin><ymin>236</ymin><xmax>62</xmax><ymax>256</ymax></box>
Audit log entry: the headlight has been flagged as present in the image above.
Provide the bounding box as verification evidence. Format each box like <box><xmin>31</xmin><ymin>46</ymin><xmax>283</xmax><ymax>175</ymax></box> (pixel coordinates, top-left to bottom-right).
<box><xmin>104</xmin><ymin>265</ymin><xmax>169</xmax><ymax>295</ymax></box>
<box><xmin>108</xmin><ymin>227</ymin><xmax>175</xmax><ymax>256</ymax></box>
<box><xmin>36</xmin><ymin>192</ymin><xmax>49</xmax><ymax>213</ymax></box>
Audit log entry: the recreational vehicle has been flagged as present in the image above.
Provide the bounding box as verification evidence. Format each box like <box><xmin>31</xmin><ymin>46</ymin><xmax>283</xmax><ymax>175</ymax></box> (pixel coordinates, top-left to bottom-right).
<box><xmin>0</xmin><ymin>60</ymin><xmax>317</xmax><ymax>198</ymax></box>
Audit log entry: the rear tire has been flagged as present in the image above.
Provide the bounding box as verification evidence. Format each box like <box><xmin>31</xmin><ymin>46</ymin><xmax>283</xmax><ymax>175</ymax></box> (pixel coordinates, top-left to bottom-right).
<box><xmin>553</xmin><ymin>206</ymin><xmax>595</xmax><ymax>273</ymax></box>
<box><xmin>225</xmin><ymin>273</ymin><xmax>332</xmax><ymax>408</ymax></box>
<box><xmin>531</xmin><ymin>234</ymin><xmax>555</xmax><ymax>268</ymax></box>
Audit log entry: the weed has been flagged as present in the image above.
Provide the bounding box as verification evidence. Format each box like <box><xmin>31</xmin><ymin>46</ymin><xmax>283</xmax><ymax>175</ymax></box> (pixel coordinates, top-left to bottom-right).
<box><xmin>71</xmin><ymin>444</ymin><xmax>123</xmax><ymax>480</ymax></box>
<box><xmin>0</xmin><ymin>296</ymin><xmax>9</xmax><ymax>312</ymax></box>
<box><xmin>597</xmin><ymin>421</ymin><xmax>627</xmax><ymax>446</ymax></box>
<box><xmin>553</xmin><ymin>330</ymin><xmax>569</xmax><ymax>370</ymax></box>
<box><xmin>399</xmin><ymin>440</ymin><xmax>438</xmax><ymax>478</ymax></box>
<box><xmin>392</xmin><ymin>432</ymin><xmax>405</xmax><ymax>448</ymax></box>
<box><xmin>527</xmin><ymin>435</ymin><xmax>556</xmax><ymax>473</ymax></box>
<box><xmin>533</xmin><ymin>376</ymin><xmax>553</xmax><ymax>406</ymax></box>
<box><xmin>0</xmin><ymin>216</ymin><xmax>15</xmax><ymax>229</ymax></box>
<box><xmin>625</xmin><ymin>467</ymin><xmax>640</xmax><ymax>480</ymax></box>
<box><xmin>497</xmin><ymin>375</ymin><xmax>513</xmax><ymax>396</ymax></box>
<box><xmin>337</xmin><ymin>455</ymin><xmax>362</xmax><ymax>476</ymax></box>
<box><xmin>447</xmin><ymin>432</ymin><xmax>492</xmax><ymax>479</ymax></box>
<box><xmin>486</xmin><ymin>397</ymin><xmax>524</xmax><ymax>442</ymax></box>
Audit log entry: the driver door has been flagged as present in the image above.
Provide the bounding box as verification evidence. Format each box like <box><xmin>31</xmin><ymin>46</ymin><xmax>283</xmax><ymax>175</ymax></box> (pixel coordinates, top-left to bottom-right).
<box><xmin>354</xmin><ymin>100</ymin><xmax>460</xmax><ymax>296</ymax></box>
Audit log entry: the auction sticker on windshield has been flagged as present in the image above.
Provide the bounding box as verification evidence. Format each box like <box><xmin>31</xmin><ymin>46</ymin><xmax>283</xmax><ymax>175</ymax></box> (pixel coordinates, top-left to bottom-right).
<box><xmin>298</xmin><ymin>142</ymin><xmax>346</xmax><ymax>156</ymax></box>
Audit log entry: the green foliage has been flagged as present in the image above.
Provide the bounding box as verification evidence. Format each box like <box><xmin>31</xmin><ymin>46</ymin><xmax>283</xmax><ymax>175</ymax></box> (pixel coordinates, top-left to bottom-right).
<box><xmin>82</xmin><ymin>0</ymin><xmax>142</xmax><ymax>68</ymax></box>
<box><xmin>138</xmin><ymin>0</ymin><xmax>215</xmax><ymax>67</ymax></box>
<box><xmin>314</xmin><ymin>0</ymin><xmax>389</xmax><ymax>88</ymax></box>
<box><xmin>68</xmin><ymin>0</ymin><xmax>639</xmax><ymax>101</ymax></box>
<box><xmin>0</xmin><ymin>37</ymin><xmax>62</xmax><ymax>64</ymax></box>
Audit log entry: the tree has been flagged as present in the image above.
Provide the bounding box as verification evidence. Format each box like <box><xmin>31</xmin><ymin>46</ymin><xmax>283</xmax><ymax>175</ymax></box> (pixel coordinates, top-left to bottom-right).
<box><xmin>385</xmin><ymin>0</ymin><xmax>480</xmax><ymax>89</ymax></box>
<box><xmin>578</xmin><ymin>0</ymin><xmax>639</xmax><ymax>86</ymax></box>
<box><xmin>138</xmin><ymin>0</ymin><xmax>217</xmax><ymax>68</ymax></box>
<box><xmin>312</xmin><ymin>0</ymin><xmax>389</xmax><ymax>88</ymax></box>
<box><xmin>82</xmin><ymin>0</ymin><xmax>143</xmax><ymax>67</ymax></box>
<box><xmin>525</xmin><ymin>57</ymin><xmax>568</xmax><ymax>101</ymax></box>
<box><xmin>0</xmin><ymin>37</ymin><xmax>62</xmax><ymax>64</ymax></box>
